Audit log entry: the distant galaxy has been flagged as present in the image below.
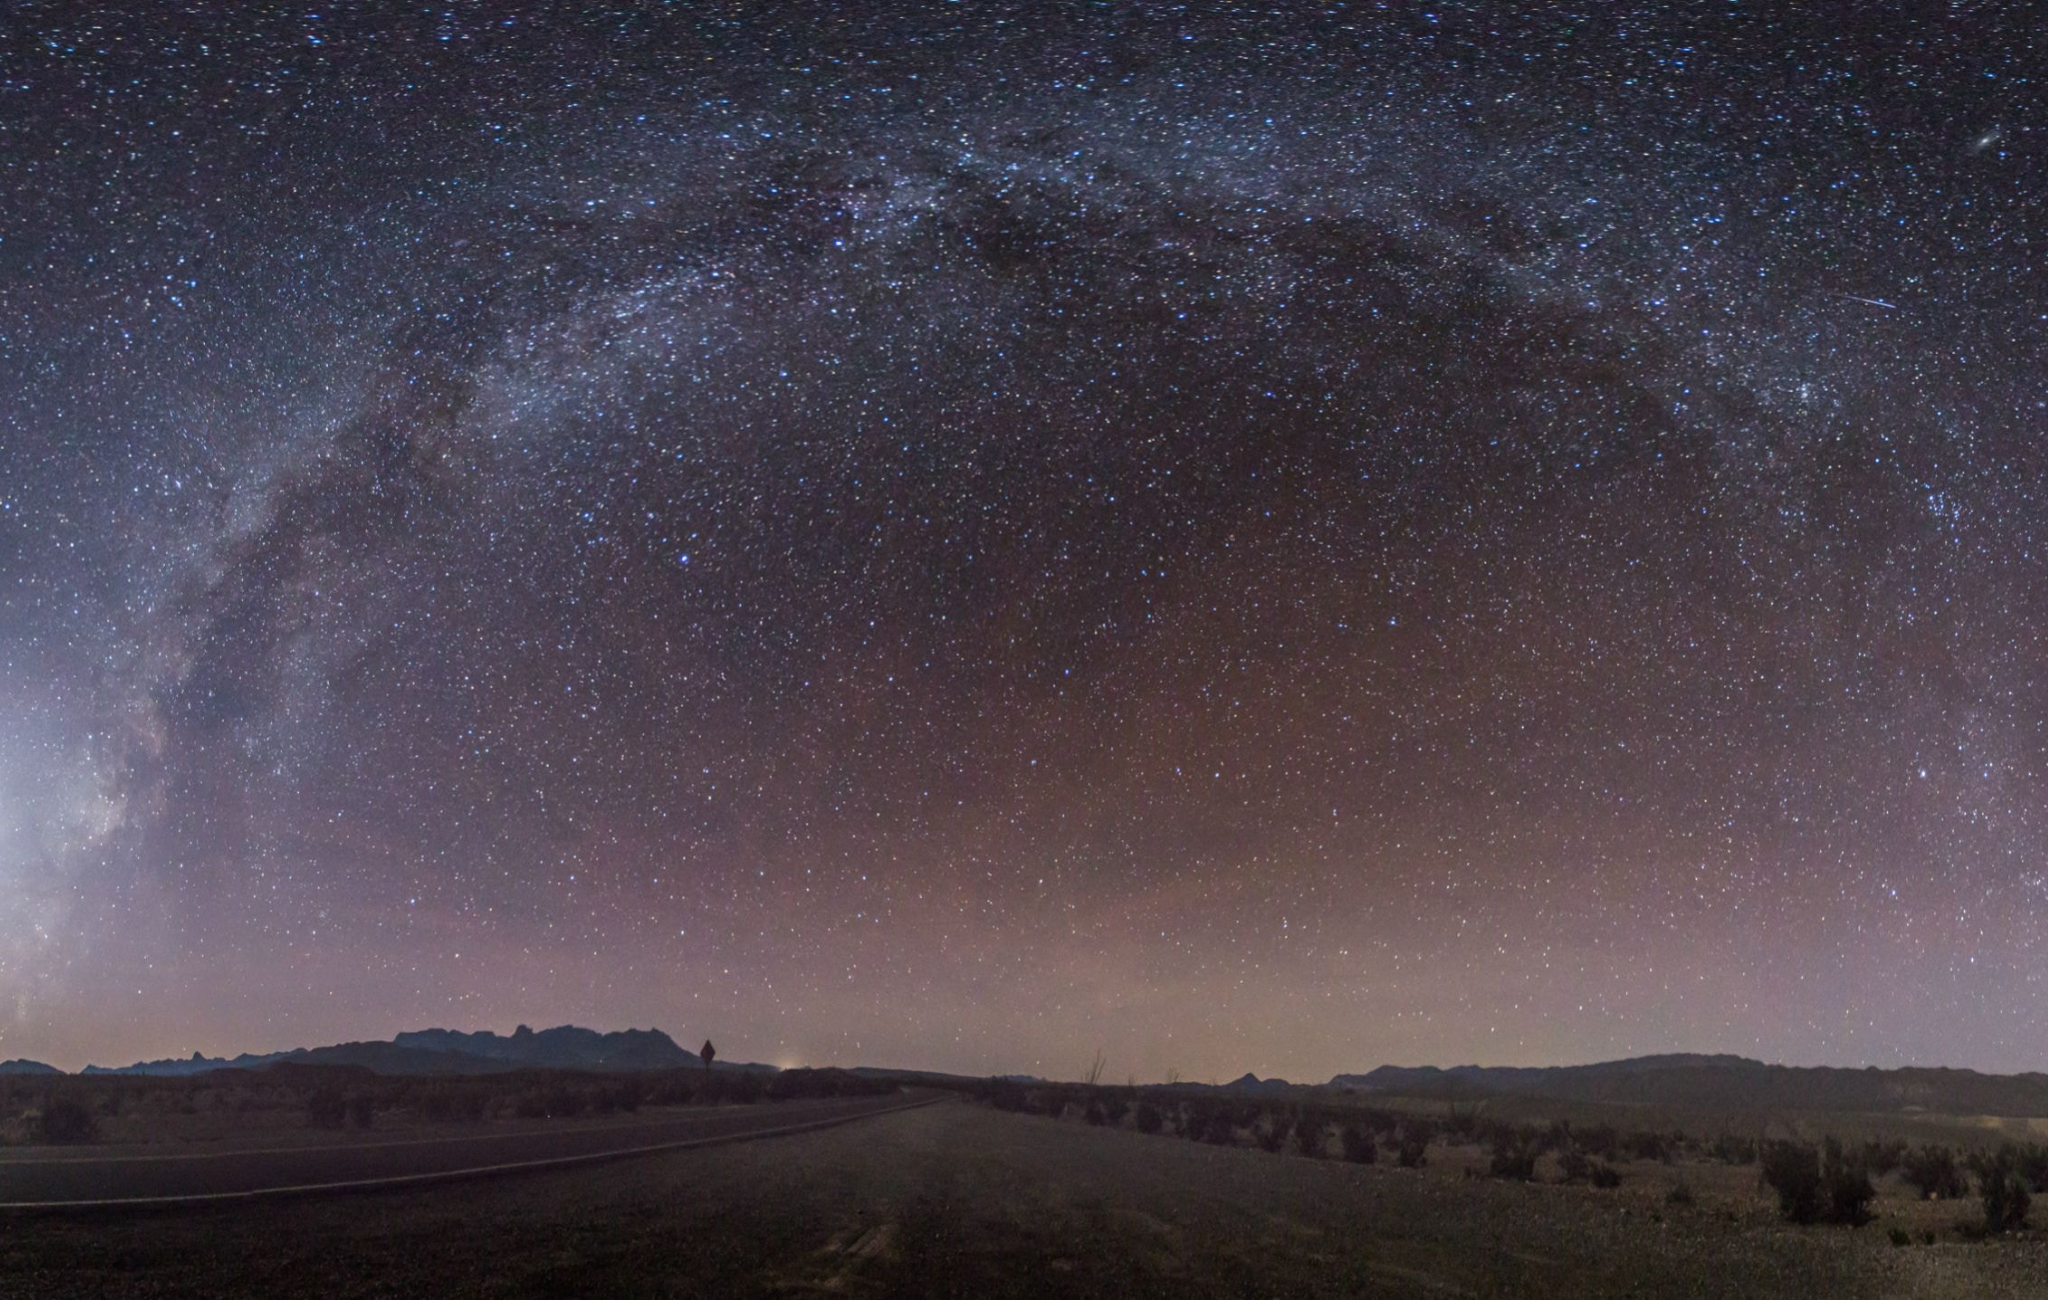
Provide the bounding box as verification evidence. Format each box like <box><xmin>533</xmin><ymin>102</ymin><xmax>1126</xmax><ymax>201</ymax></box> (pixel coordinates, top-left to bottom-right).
<box><xmin>2</xmin><ymin>2</ymin><xmax>2044</xmax><ymax>1078</ymax></box>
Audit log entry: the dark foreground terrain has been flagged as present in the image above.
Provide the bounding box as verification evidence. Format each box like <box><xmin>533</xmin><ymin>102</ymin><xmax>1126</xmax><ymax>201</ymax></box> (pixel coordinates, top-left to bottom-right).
<box><xmin>0</xmin><ymin>1092</ymin><xmax>929</xmax><ymax>1206</ymax></box>
<box><xmin>6</xmin><ymin>1096</ymin><xmax>2047</xmax><ymax>1298</ymax></box>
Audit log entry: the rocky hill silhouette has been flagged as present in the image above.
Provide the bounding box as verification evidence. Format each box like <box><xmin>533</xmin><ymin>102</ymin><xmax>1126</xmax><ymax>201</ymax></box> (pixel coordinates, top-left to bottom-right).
<box><xmin>1332</xmin><ymin>1054</ymin><xmax>2048</xmax><ymax>1115</ymax></box>
<box><xmin>79</xmin><ymin>1025</ymin><xmax>772</xmax><ymax>1077</ymax></box>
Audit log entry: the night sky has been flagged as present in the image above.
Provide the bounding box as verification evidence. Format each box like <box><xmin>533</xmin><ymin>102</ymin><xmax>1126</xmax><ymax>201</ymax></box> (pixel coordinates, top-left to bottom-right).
<box><xmin>3</xmin><ymin>2</ymin><xmax>2044</xmax><ymax>1080</ymax></box>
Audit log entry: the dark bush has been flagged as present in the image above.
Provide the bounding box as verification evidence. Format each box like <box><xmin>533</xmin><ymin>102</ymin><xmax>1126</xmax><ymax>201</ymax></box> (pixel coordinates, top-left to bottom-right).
<box><xmin>1085</xmin><ymin>1099</ymin><xmax>1108</xmax><ymax>1126</ymax></box>
<box><xmin>346</xmin><ymin>1093</ymin><xmax>375</xmax><ymax>1129</ymax></box>
<box><xmin>1576</xmin><ymin>1124</ymin><xmax>1619</xmax><ymax>1160</ymax></box>
<box><xmin>1589</xmin><ymin>1162</ymin><xmax>1623</xmax><ymax>1189</ymax></box>
<box><xmin>1626</xmin><ymin>1130</ymin><xmax>1672</xmax><ymax>1163</ymax></box>
<box><xmin>1103</xmin><ymin>1093</ymin><xmax>1131</xmax><ymax>1126</ymax></box>
<box><xmin>1709</xmin><ymin>1133</ymin><xmax>1758</xmax><ymax>1166</ymax></box>
<box><xmin>1396</xmin><ymin>1129</ymin><xmax>1429</xmax><ymax>1168</ymax></box>
<box><xmin>1295</xmin><ymin>1115</ymin><xmax>1326</xmax><ymax>1158</ymax></box>
<box><xmin>306</xmin><ymin>1088</ymin><xmax>349</xmax><ymax>1130</ymax></box>
<box><xmin>1488</xmin><ymin>1135</ymin><xmax>1538</xmax><ymax>1181</ymax></box>
<box><xmin>1340</xmin><ymin>1125</ymin><xmax>1377</xmax><ymax>1164</ymax></box>
<box><xmin>1861</xmin><ymin>1139</ymin><xmax>1906</xmax><ymax>1178</ymax></box>
<box><xmin>1761</xmin><ymin>1141</ymin><xmax>1824</xmax><ymax>1224</ymax></box>
<box><xmin>1902</xmin><ymin>1145</ymin><xmax>1968</xmax><ymax>1200</ymax></box>
<box><xmin>1981</xmin><ymin>1152</ymin><xmax>2031</xmax><ymax>1233</ymax></box>
<box><xmin>2015</xmin><ymin>1143</ymin><xmax>2048</xmax><ymax>1193</ymax></box>
<box><xmin>1257</xmin><ymin>1113</ymin><xmax>1291</xmax><ymax>1152</ymax></box>
<box><xmin>34</xmin><ymin>1095</ymin><xmax>99</xmax><ymax>1145</ymax></box>
<box><xmin>1822</xmin><ymin>1137</ymin><xmax>1875</xmax><ymax>1226</ymax></box>
<box><xmin>1134</xmin><ymin>1101</ymin><xmax>1163</xmax><ymax>1134</ymax></box>
<box><xmin>1202</xmin><ymin>1108</ymin><xmax>1238</xmax><ymax>1145</ymax></box>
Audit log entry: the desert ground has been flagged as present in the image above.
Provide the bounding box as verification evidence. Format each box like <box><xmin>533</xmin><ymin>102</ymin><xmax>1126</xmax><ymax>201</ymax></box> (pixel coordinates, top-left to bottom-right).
<box><xmin>6</xmin><ymin>1094</ymin><xmax>2048</xmax><ymax>1298</ymax></box>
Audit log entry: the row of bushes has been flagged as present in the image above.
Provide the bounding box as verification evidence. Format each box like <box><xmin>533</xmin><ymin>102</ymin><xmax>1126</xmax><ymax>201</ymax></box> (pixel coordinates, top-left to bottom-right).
<box><xmin>978</xmin><ymin>1082</ymin><xmax>1647</xmax><ymax>1183</ymax></box>
<box><xmin>312</xmin><ymin>1066</ymin><xmax>895</xmax><ymax>1129</ymax></box>
<box><xmin>967</xmin><ymin>1078</ymin><xmax>2048</xmax><ymax>1226</ymax></box>
<box><xmin>5</xmin><ymin>1067</ymin><xmax>897</xmax><ymax>1141</ymax></box>
<box><xmin>1728</xmin><ymin>1137</ymin><xmax>2045</xmax><ymax>1234</ymax></box>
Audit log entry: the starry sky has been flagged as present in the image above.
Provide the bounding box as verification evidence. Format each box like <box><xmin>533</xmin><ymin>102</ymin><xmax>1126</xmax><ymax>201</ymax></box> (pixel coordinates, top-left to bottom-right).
<box><xmin>2</xmin><ymin>2</ymin><xmax>2044</xmax><ymax>1079</ymax></box>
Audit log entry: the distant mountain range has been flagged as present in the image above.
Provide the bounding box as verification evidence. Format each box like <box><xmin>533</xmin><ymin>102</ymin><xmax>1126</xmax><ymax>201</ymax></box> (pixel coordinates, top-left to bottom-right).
<box><xmin>1327</xmin><ymin>1053</ymin><xmax>2048</xmax><ymax>1117</ymax></box>
<box><xmin>0</xmin><ymin>1059</ymin><xmax>61</xmax><ymax>1075</ymax></box>
<box><xmin>25</xmin><ymin>1036</ymin><xmax>2048</xmax><ymax>1116</ymax></box>
<box><xmin>72</xmin><ymin>1025</ymin><xmax>775</xmax><ymax>1078</ymax></box>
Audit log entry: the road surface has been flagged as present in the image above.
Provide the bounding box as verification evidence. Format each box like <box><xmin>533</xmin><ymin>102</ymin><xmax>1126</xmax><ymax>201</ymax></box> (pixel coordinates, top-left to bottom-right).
<box><xmin>0</xmin><ymin>1091</ymin><xmax>935</xmax><ymax>1209</ymax></box>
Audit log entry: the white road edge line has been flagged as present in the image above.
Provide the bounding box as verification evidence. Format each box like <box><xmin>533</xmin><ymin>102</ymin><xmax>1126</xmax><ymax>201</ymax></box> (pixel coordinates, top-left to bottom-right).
<box><xmin>0</xmin><ymin>1095</ymin><xmax>940</xmax><ymax>1211</ymax></box>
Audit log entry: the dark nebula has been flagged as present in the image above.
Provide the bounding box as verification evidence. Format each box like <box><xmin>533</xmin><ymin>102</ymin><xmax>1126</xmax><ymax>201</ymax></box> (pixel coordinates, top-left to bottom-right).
<box><xmin>2</xmin><ymin>2</ymin><xmax>2043</xmax><ymax>1077</ymax></box>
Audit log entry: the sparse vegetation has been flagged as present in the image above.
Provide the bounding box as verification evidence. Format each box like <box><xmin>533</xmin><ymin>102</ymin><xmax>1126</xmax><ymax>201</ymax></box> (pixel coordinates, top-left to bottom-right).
<box><xmin>1487</xmin><ymin>1131</ymin><xmax>1538</xmax><ymax>1181</ymax></box>
<box><xmin>1902</xmin><ymin>1144</ymin><xmax>1969</xmax><ymax>1200</ymax></box>
<box><xmin>1977</xmin><ymin>1149</ymin><xmax>2032</xmax><ymax>1233</ymax></box>
<box><xmin>32</xmin><ymin>1095</ymin><xmax>99</xmax><ymax>1144</ymax></box>
<box><xmin>1293</xmin><ymin>1113</ymin><xmax>1325</xmax><ymax>1158</ymax></box>
<box><xmin>306</xmin><ymin>1087</ymin><xmax>350</xmax><ymax>1130</ymax></box>
<box><xmin>1339</xmin><ymin>1124</ymin><xmax>1376</xmax><ymax>1164</ymax></box>
<box><xmin>1762</xmin><ymin>1139</ymin><xmax>1872</xmax><ymax>1226</ymax></box>
<box><xmin>0</xmin><ymin>1064</ymin><xmax>894</xmax><ymax>1147</ymax></box>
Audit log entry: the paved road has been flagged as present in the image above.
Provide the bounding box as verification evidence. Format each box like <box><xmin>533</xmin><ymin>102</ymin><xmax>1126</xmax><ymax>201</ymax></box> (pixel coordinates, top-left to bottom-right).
<box><xmin>0</xmin><ymin>1092</ymin><xmax>935</xmax><ymax>1209</ymax></box>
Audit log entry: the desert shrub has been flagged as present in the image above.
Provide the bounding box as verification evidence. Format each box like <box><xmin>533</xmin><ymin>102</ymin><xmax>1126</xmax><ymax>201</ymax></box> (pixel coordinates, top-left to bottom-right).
<box><xmin>645</xmin><ymin>1074</ymin><xmax>693</xmax><ymax>1106</ymax></box>
<box><xmin>1626</xmin><ymin>1130</ymin><xmax>1672</xmax><ymax>1163</ymax></box>
<box><xmin>1662</xmin><ymin>1177</ymin><xmax>1691</xmax><ymax>1203</ymax></box>
<box><xmin>1589</xmin><ymin>1162</ymin><xmax>1622</xmax><ymax>1189</ymax></box>
<box><xmin>1202</xmin><ymin>1108</ymin><xmax>1238</xmax><ymax>1145</ymax></box>
<box><xmin>729</xmin><ymin>1072</ymin><xmax>763</xmax><ymax>1104</ymax></box>
<box><xmin>33</xmin><ymin>1096</ymin><xmax>99</xmax><ymax>1145</ymax></box>
<box><xmin>1709</xmin><ymin>1134</ymin><xmax>1758</xmax><ymax>1166</ymax></box>
<box><xmin>1559</xmin><ymin>1149</ymin><xmax>1590</xmax><ymax>1183</ymax></box>
<box><xmin>1902</xmin><ymin>1145</ymin><xmax>1968</xmax><ymax>1200</ymax></box>
<box><xmin>1576</xmin><ymin>1124</ymin><xmax>1620</xmax><ymax>1160</ymax></box>
<box><xmin>1761</xmin><ymin>1141</ymin><xmax>1824</xmax><ymax>1223</ymax></box>
<box><xmin>1980</xmin><ymin>1152</ymin><xmax>2032</xmax><ymax>1233</ymax></box>
<box><xmin>1488</xmin><ymin>1134</ymin><xmax>1538</xmax><ymax>1181</ymax></box>
<box><xmin>1258</xmin><ymin>1113</ymin><xmax>1291</xmax><ymax>1152</ymax></box>
<box><xmin>1360</xmin><ymin>1109</ymin><xmax>1401</xmax><ymax>1138</ymax></box>
<box><xmin>1295</xmin><ymin>1116</ymin><xmax>1326</xmax><ymax>1158</ymax></box>
<box><xmin>1822</xmin><ymin>1137</ymin><xmax>1876</xmax><ymax>1226</ymax></box>
<box><xmin>1103</xmin><ymin>1093</ymin><xmax>1131</xmax><ymax>1126</ymax></box>
<box><xmin>1340</xmin><ymin>1125</ymin><xmax>1376</xmax><ymax>1164</ymax></box>
<box><xmin>1888</xmin><ymin>1227</ymin><xmax>1911</xmax><ymax>1247</ymax></box>
<box><xmin>1085</xmin><ymin>1099</ymin><xmax>1108</xmax><ymax>1127</ymax></box>
<box><xmin>2014</xmin><ymin>1143</ymin><xmax>2048</xmax><ymax>1193</ymax></box>
<box><xmin>346</xmin><ymin>1093</ymin><xmax>375</xmax><ymax>1129</ymax></box>
<box><xmin>1396</xmin><ymin>1129</ymin><xmax>1429</xmax><ymax>1168</ymax></box>
<box><xmin>1861</xmin><ymin>1139</ymin><xmax>1906</xmax><ymax>1177</ymax></box>
<box><xmin>1134</xmin><ymin>1102</ymin><xmax>1163</xmax><ymax>1135</ymax></box>
<box><xmin>306</xmin><ymin>1088</ymin><xmax>349</xmax><ymax>1130</ymax></box>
